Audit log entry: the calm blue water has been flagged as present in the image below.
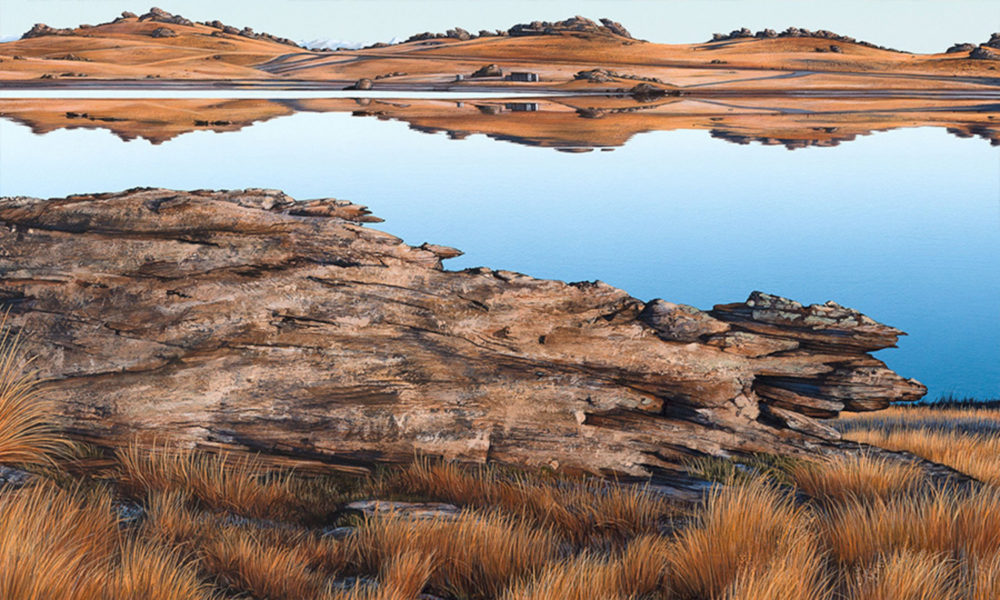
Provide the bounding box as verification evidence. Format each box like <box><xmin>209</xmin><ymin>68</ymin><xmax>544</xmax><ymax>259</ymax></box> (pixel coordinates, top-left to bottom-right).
<box><xmin>0</xmin><ymin>106</ymin><xmax>997</xmax><ymax>400</ymax></box>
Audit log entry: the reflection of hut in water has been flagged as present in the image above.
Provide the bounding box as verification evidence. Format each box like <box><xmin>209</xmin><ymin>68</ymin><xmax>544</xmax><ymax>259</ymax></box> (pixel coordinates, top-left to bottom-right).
<box><xmin>504</xmin><ymin>102</ymin><xmax>539</xmax><ymax>112</ymax></box>
<box><xmin>506</xmin><ymin>72</ymin><xmax>539</xmax><ymax>82</ymax></box>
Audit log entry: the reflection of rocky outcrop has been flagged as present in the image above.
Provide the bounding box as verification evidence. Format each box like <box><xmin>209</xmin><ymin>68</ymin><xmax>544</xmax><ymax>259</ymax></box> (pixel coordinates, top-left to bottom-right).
<box><xmin>0</xmin><ymin>188</ymin><xmax>924</xmax><ymax>480</ymax></box>
<box><xmin>2</xmin><ymin>97</ymin><xmax>997</xmax><ymax>151</ymax></box>
<box><xmin>709</xmin><ymin>127</ymin><xmax>860</xmax><ymax>150</ymax></box>
<box><xmin>947</xmin><ymin>125</ymin><xmax>1000</xmax><ymax>146</ymax></box>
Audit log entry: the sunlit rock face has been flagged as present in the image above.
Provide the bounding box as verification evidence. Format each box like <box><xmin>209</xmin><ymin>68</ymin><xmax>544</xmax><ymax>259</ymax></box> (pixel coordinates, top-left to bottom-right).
<box><xmin>0</xmin><ymin>188</ymin><xmax>923</xmax><ymax>480</ymax></box>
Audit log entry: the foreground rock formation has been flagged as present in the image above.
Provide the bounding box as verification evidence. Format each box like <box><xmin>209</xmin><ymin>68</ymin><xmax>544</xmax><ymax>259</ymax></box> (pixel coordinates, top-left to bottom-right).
<box><xmin>0</xmin><ymin>189</ymin><xmax>925</xmax><ymax>480</ymax></box>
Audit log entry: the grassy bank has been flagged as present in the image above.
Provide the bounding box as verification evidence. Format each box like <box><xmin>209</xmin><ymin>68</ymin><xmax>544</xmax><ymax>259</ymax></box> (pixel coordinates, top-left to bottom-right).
<box><xmin>2</xmin><ymin>328</ymin><xmax>999</xmax><ymax>599</ymax></box>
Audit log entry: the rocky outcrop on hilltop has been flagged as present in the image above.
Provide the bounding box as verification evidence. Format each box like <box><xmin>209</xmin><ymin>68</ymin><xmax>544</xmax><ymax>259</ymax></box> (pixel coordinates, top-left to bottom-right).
<box><xmin>20</xmin><ymin>23</ymin><xmax>76</xmax><ymax>39</ymax></box>
<box><xmin>150</xmin><ymin>27</ymin><xmax>177</xmax><ymax>39</ymax></box>
<box><xmin>403</xmin><ymin>16</ymin><xmax>633</xmax><ymax>44</ymax></box>
<box><xmin>708</xmin><ymin>27</ymin><xmax>903</xmax><ymax>52</ymax></box>
<box><xmin>138</xmin><ymin>7</ymin><xmax>193</xmax><ymax>27</ymax></box>
<box><xmin>986</xmin><ymin>33</ymin><xmax>1000</xmax><ymax>49</ymax></box>
<box><xmin>201</xmin><ymin>20</ymin><xmax>301</xmax><ymax>47</ymax></box>
<box><xmin>19</xmin><ymin>7</ymin><xmax>301</xmax><ymax>48</ymax></box>
<box><xmin>508</xmin><ymin>16</ymin><xmax>633</xmax><ymax>39</ymax></box>
<box><xmin>0</xmin><ymin>188</ymin><xmax>924</xmax><ymax>480</ymax></box>
<box><xmin>946</xmin><ymin>43</ymin><xmax>977</xmax><ymax>54</ymax></box>
<box><xmin>970</xmin><ymin>46</ymin><xmax>1000</xmax><ymax>61</ymax></box>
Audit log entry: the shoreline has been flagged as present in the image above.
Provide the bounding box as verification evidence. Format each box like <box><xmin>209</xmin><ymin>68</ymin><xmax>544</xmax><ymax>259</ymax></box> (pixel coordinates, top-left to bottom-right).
<box><xmin>3</xmin><ymin>79</ymin><xmax>1000</xmax><ymax>100</ymax></box>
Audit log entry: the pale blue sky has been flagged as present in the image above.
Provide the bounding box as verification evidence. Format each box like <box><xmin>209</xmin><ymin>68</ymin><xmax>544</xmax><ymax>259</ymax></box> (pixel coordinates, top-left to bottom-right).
<box><xmin>1</xmin><ymin>0</ymin><xmax>998</xmax><ymax>52</ymax></box>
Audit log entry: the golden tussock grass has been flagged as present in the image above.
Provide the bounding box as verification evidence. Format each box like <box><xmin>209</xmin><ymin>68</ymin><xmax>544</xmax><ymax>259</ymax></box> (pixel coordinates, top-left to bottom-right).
<box><xmin>0</xmin><ymin>320</ymin><xmax>66</xmax><ymax>466</ymax></box>
<box><xmin>351</xmin><ymin>509</ymin><xmax>561</xmax><ymax>600</ymax></box>
<box><xmin>667</xmin><ymin>475</ymin><xmax>821</xmax><ymax>600</ymax></box>
<box><xmin>846</xmin><ymin>550</ymin><xmax>959</xmax><ymax>600</ymax></box>
<box><xmin>201</xmin><ymin>526</ymin><xmax>328</xmax><ymax>600</ymax></box>
<box><xmin>843</xmin><ymin>428</ymin><xmax>1000</xmax><ymax>486</ymax></box>
<box><xmin>142</xmin><ymin>488</ymin><xmax>347</xmax><ymax>598</ymax></box>
<box><xmin>966</xmin><ymin>551</ymin><xmax>1000</xmax><ymax>600</ymax></box>
<box><xmin>497</xmin><ymin>533</ymin><xmax>672</xmax><ymax>600</ymax></box>
<box><xmin>100</xmin><ymin>539</ymin><xmax>214</xmax><ymax>600</ymax></box>
<box><xmin>789</xmin><ymin>453</ymin><xmax>923</xmax><ymax>503</ymax></box>
<box><xmin>818</xmin><ymin>485</ymin><xmax>1000</xmax><ymax>566</ymax></box>
<box><xmin>117</xmin><ymin>441</ymin><xmax>307</xmax><ymax>520</ymax></box>
<box><xmin>721</xmin><ymin>536</ymin><xmax>830</xmax><ymax>600</ymax></box>
<box><xmin>498</xmin><ymin>552</ymin><xmax>633</xmax><ymax>600</ymax></box>
<box><xmin>0</xmin><ymin>482</ymin><xmax>211</xmax><ymax>600</ymax></box>
<box><xmin>389</xmin><ymin>457</ymin><xmax>674</xmax><ymax>545</ymax></box>
<box><xmin>332</xmin><ymin>550</ymin><xmax>435</xmax><ymax>600</ymax></box>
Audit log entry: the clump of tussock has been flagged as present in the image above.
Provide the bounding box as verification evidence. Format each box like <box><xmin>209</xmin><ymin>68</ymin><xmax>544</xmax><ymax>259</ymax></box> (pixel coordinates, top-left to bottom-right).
<box><xmin>388</xmin><ymin>457</ymin><xmax>675</xmax><ymax>545</ymax></box>
<box><xmin>332</xmin><ymin>550</ymin><xmax>435</xmax><ymax>600</ymax></box>
<box><xmin>721</xmin><ymin>536</ymin><xmax>830</xmax><ymax>600</ymax></box>
<box><xmin>846</xmin><ymin>550</ymin><xmax>959</xmax><ymax>600</ymax></box>
<box><xmin>350</xmin><ymin>509</ymin><xmax>561</xmax><ymax>600</ymax></box>
<box><xmin>100</xmin><ymin>539</ymin><xmax>213</xmax><ymax>600</ymax></box>
<box><xmin>201</xmin><ymin>526</ymin><xmax>329</xmax><ymax>600</ymax></box>
<box><xmin>667</xmin><ymin>475</ymin><xmax>821</xmax><ymax>599</ymax></box>
<box><xmin>789</xmin><ymin>452</ymin><xmax>923</xmax><ymax>503</ymax></box>
<box><xmin>967</xmin><ymin>551</ymin><xmax>1000</xmax><ymax>600</ymax></box>
<box><xmin>117</xmin><ymin>442</ymin><xmax>315</xmax><ymax>521</ymax></box>
<box><xmin>0</xmin><ymin>482</ymin><xmax>211</xmax><ymax>600</ymax></box>
<box><xmin>818</xmin><ymin>485</ymin><xmax>1000</xmax><ymax>567</ymax></box>
<box><xmin>843</xmin><ymin>427</ymin><xmax>1000</xmax><ymax>486</ymax></box>
<box><xmin>142</xmin><ymin>487</ymin><xmax>347</xmax><ymax>597</ymax></box>
<box><xmin>0</xmin><ymin>318</ymin><xmax>67</xmax><ymax>466</ymax></box>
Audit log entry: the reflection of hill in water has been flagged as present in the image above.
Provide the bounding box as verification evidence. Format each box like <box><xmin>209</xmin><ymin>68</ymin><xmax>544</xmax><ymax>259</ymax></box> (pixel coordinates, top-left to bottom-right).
<box><xmin>1</xmin><ymin>96</ymin><xmax>997</xmax><ymax>149</ymax></box>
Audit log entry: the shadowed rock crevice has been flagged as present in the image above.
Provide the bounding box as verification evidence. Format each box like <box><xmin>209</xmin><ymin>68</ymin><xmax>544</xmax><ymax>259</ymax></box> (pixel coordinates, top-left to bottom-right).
<box><xmin>0</xmin><ymin>188</ymin><xmax>925</xmax><ymax>481</ymax></box>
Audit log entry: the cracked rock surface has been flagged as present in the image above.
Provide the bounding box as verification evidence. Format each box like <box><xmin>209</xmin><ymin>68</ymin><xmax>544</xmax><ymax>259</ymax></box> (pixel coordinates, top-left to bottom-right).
<box><xmin>0</xmin><ymin>188</ymin><xmax>925</xmax><ymax>481</ymax></box>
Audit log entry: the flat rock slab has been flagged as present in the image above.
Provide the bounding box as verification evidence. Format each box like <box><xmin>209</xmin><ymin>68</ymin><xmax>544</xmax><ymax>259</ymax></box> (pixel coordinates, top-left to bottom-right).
<box><xmin>344</xmin><ymin>500</ymin><xmax>461</xmax><ymax>520</ymax></box>
<box><xmin>0</xmin><ymin>188</ymin><xmax>925</xmax><ymax>480</ymax></box>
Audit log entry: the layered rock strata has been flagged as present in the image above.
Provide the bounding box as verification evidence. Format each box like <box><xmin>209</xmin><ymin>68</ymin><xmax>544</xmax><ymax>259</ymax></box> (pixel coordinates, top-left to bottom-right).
<box><xmin>0</xmin><ymin>188</ymin><xmax>924</xmax><ymax>479</ymax></box>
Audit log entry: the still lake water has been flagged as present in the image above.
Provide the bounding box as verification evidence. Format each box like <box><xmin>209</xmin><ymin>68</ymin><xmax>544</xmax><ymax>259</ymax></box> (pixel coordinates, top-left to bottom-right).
<box><xmin>0</xmin><ymin>102</ymin><xmax>997</xmax><ymax>400</ymax></box>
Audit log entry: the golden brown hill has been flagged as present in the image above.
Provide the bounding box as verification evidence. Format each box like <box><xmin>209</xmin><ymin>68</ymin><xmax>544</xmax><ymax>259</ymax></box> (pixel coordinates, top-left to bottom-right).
<box><xmin>1</xmin><ymin>9</ymin><xmax>998</xmax><ymax>92</ymax></box>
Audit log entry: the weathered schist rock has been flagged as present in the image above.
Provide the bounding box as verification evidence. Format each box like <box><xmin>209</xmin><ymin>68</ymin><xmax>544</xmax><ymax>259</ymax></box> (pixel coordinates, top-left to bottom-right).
<box><xmin>0</xmin><ymin>189</ymin><xmax>925</xmax><ymax>481</ymax></box>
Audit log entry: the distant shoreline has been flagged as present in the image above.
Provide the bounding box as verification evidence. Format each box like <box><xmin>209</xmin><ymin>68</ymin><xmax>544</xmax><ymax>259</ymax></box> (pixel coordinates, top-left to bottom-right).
<box><xmin>3</xmin><ymin>79</ymin><xmax>1000</xmax><ymax>100</ymax></box>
